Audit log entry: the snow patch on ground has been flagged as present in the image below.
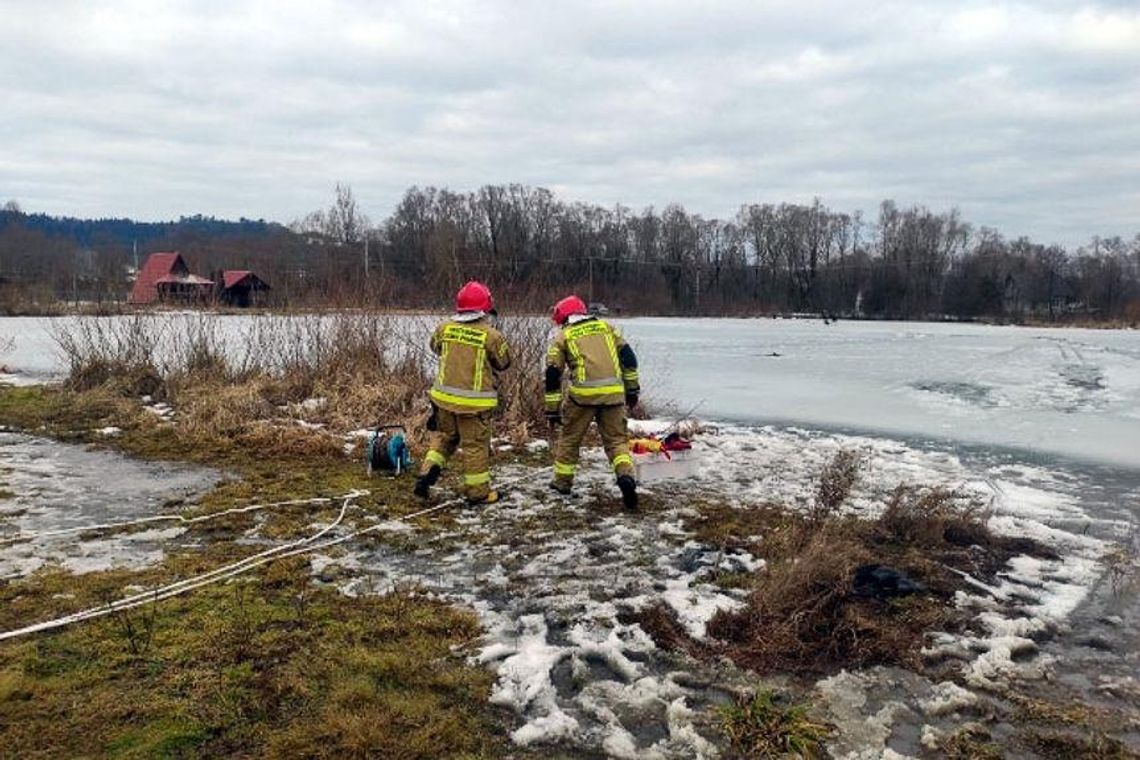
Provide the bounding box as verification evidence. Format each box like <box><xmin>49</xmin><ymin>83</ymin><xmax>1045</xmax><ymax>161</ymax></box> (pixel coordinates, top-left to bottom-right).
<box><xmin>920</xmin><ymin>681</ymin><xmax>979</xmax><ymax>717</ymax></box>
<box><xmin>308</xmin><ymin>422</ymin><xmax>1121</xmax><ymax>755</ymax></box>
<box><xmin>659</xmin><ymin>577</ymin><xmax>742</xmax><ymax>639</ymax></box>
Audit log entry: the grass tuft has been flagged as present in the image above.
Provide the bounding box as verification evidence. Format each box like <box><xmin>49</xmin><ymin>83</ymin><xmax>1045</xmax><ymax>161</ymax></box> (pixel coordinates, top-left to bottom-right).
<box><xmin>718</xmin><ymin>689</ymin><xmax>832</xmax><ymax>759</ymax></box>
<box><xmin>942</xmin><ymin>724</ymin><xmax>1004</xmax><ymax>760</ymax></box>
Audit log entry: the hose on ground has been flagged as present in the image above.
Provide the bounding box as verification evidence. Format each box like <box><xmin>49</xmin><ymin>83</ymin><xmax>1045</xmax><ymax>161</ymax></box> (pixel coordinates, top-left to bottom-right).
<box><xmin>1</xmin><ymin>469</ymin><xmax>544</xmax><ymax>641</ymax></box>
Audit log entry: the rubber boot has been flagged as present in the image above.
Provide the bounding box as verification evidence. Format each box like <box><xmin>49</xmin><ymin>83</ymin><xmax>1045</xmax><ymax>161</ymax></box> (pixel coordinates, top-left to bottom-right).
<box><xmin>617</xmin><ymin>475</ymin><xmax>638</xmax><ymax>511</ymax></box>
<box><xmin>550</xmin><ymin>480</ymin><xmax>573</xmax><ymax>496</ymax></box>
<box><xmin>467</xmin><ymin>489</ymin><xmax>501</xmax><ymax>507</ymax></box>
<box><xmin>413</xmin><ymin>464</ymin><xmax>441</xmax><ymax>499</ymax></box>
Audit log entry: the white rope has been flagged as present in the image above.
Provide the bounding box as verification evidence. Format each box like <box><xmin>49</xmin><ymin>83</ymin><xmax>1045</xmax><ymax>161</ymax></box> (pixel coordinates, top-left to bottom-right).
<box><xmin>0</xmin><ymin>470</ymin><xmax>544</xmax><ymax>641</ymax></box>
<box><xmin>0</xmin><ymin>490</ymin><xmax>366</xmax><ymax>641</ymax></box>
<box><xmin>0</xmin><ymin>495</ymin><xmax>337</xmax><ymax>546</ymax></box>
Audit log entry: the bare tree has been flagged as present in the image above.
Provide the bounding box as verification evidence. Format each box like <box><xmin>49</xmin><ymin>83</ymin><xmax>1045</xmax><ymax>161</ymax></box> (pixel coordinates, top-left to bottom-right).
<box><xmin>327</xmin><ymin>183</ymin><xmax>369</xmax><ymax>245</ymax></box>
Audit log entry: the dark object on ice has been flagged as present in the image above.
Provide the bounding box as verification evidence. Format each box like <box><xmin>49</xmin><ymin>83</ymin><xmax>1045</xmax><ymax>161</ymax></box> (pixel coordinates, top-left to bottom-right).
<box><xmin>851</xmin><ymin>564</ymin><xmax>925</xmax><ymax>600</ymax></box>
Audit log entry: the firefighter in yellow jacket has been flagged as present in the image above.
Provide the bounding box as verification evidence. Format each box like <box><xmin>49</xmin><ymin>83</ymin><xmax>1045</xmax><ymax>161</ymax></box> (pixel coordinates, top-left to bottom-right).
<box><xmin>545</xmin><ymin>295</ymin><xmax>640</xmax><ymax>509</ymax></box>
<box><xmin>414</xmin><ymin>281</ymin><xmax>511</xmax><ymax>505</ymax></box>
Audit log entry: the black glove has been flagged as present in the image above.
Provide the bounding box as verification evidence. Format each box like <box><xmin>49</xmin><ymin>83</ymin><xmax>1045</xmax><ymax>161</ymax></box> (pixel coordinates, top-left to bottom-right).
<box><xmin>625</xmin><ymin>392</ymin><xmax>639</xmax><ymax>408</ymax></box>
<box><xmin>426</xmin><ymin>402</ymin><xmax>439</xmax><ymax>432</ymax></box>
<box><xmin>545</xmin><ymin>410</ymin><xmax>562</xmax><ymax>427</ymax></box>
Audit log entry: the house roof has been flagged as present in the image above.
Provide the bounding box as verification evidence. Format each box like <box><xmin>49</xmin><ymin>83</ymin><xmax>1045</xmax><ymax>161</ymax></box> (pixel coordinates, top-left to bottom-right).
<box><xmin>222</xmin><ymin>270</ymin><xmax>270</xmax><ymax>290</ymax></box>
<box><xmin>129</xmin><ymin>252</ymin><xmax>187</xmax><ymax>304</ymax></box>
<box><xmin>223</xmin><ymin>270</ymin><xmax>252</xmax><ymax>289</ymax></box>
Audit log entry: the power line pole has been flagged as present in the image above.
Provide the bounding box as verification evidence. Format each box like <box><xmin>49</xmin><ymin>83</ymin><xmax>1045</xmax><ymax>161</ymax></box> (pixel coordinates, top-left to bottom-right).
<box><xmin>588</xmin><ymin>256</ymin><xmax>594</xmax><ymax>303</ymax></box>
<box><xmin>695</xmin><ymin>264</ymin><xmax>701</xmax><ymax>313</ymax></box>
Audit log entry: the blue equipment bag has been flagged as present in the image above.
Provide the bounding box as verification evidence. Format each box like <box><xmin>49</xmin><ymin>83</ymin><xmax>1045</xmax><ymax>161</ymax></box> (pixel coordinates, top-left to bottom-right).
<box><xmin>366</xmin><ymin>425</ymin><xmax>414</xmax><ymax>476</ymax></box>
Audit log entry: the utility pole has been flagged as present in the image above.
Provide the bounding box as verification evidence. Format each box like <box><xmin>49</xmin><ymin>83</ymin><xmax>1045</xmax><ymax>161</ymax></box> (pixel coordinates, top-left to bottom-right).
<box><xmin>695</xmin><ymin>264</ymin><xmax>701</xmax><ymax>313</ymax></box>
<box><xmin>364</xmin><ymin>235</ymin><xmax>369</xmax><ymax>279</ymax></box>
<box><xmin>588</xmin><ymin>256</ymin><xmax>594</xmax><ymax>304</ymax></box>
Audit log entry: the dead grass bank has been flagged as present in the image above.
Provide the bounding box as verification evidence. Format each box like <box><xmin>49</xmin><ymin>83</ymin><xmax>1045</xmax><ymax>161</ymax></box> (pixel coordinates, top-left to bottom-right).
<box><xmin>50</xmin><ymin>312</ymin><xmax>558</xmax><ymax>456</ymax></box>
<box><xmin>708</xmin><ymin>482</ymin><xmax>1058</xmax><ymax>675</ymax></box>
<box><xmin>654</xmin><ymin>452</ymin><xmax>1061</xmax><ymax>679</ymax></box>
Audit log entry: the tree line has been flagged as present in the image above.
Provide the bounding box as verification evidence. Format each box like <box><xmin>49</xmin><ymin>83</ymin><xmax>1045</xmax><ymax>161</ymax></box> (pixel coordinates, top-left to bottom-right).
<box><xmin>1</xmin><ymin>188</ymin><xmax>1138</xmax><ymax>322</ymax></box>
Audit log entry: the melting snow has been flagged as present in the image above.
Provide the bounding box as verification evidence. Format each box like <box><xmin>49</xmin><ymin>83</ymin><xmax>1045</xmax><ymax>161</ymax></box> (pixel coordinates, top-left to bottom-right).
<box><xmin>2</xmin><ymin>413</ymin><xmax>1131</xmax><ymax>756</ymax></box>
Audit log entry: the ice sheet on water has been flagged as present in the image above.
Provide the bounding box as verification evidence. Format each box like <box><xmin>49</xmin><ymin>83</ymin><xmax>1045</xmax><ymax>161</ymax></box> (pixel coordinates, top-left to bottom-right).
<box><xmin>616</xmin><ymin>318</ymin><xmax>1140</xmax><ymax>469</ymax></box>
<box><xmin>0</xmin><ymin>432</ymin><xmax>220</xmax><ymax>578</ymax></box>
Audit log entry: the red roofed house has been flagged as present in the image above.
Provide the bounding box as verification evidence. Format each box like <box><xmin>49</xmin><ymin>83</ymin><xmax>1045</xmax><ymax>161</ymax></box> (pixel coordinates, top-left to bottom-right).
<box><xmin>129</xmin><ymin>252</ymin><xmax>214</xmax><ymax>305</ymax></box>
<box><xmin>218</xmin><ymin>270</ymin><xmax>271</xmax><ymax>307</ymax></box>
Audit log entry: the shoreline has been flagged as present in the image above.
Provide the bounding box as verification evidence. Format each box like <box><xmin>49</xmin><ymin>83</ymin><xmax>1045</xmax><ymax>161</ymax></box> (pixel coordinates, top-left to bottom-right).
<box><xmin>0</xmin><ymin>303</ymin><xmax>1135</xmax><ymax>330</ymax></box>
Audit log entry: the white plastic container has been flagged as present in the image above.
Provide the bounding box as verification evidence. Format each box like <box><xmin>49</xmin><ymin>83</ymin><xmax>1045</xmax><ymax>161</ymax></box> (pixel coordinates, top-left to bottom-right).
<box><xmin>632</xmin><ymin>449</ymin><xmax>700</xmax><ymax>483</ymax></box>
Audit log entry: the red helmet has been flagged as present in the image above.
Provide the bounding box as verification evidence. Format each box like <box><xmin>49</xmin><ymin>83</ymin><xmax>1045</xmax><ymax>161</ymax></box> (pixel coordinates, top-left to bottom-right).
<box><xmin>455</xmin><ymin>281</ymin><xmax>493</xmax><ymax>312</ymax></box>
<box><xmin>552</xmin><ymin>295</ymin><xmax>588</xmax><ymax>325</ymax></box>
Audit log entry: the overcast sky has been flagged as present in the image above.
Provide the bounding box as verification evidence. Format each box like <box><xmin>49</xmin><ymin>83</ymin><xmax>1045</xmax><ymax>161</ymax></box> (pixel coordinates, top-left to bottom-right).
<box><xmin>2</xmin><ymin>1</ymin><xmax>1138</xmax><ymax>246</ymax></box>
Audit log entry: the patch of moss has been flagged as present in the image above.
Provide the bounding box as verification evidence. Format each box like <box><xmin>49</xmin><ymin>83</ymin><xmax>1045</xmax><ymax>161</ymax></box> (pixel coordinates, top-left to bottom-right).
<box><xmin>0</xmin><ymin>385</ymin><xmax>52</xmax><ymax>423</ymax></box>
<box><xmin>1008</xmin><ymin>693</ymin><xmax>1139</xmax><ymax>760</ymax></box>
<box><xmin>942</xmin><ymin>724</ymin><xmax>1005</xmax><ymax>759</ymax></box>
<box><xmin>104</xmin><ymin>716</ymin><xmax>209</xmax><ymax>759</ymax></box>
<box><xmin>1012</xmin><ymin>694</ymin><xmax>1096</xmax><ymax>727</ymax></box>
<box><xmin>708</xmin><ymin>569</ymin><xmax>760</xmax><ymax>591</ymax></box>
<box><xmin>685</xmin><ymin>499</ymin><xmax>796</xmax><ymax>554</ymax></box>
<box><xmin>0</xmin><ymin>385</ymin><xmax>139</xmax><ymax>440</ymax></box>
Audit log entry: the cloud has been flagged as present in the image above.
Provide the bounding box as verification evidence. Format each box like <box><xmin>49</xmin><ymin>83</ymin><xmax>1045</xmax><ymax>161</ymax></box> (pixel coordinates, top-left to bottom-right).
<box><xmin>0</xmin><ymin>0</ymin><xmax>1137</xmax><ymax>246</ymax></box>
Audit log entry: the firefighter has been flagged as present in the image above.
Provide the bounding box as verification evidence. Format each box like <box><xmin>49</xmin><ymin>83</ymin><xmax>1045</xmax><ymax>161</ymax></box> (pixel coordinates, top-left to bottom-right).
<box><xmin>545</xmin><ymin>295</ymin><xmax>640</xmax><ymax>510</ymax></box>
<box><xmin>414</xmin><ymin>281</ymin><xmax>511</xmax><ymax>505</ymax></box>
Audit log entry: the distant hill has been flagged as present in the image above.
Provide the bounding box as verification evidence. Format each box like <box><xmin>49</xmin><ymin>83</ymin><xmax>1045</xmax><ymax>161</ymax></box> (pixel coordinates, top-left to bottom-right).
<box><xmin>0</xmin><ymin>210</ymin><xmax>284</xmax><ymax>247</ymax></box>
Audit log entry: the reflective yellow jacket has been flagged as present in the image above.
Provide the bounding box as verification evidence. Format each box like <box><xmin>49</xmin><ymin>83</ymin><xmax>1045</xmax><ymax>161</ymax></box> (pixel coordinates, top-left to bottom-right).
<box><xmin>545</xmin><ymin>317</ymin><xmax>639</xmax><ymax>408</ymax></box>
<box><xmin>429</xmin><ymin>317</ymin><xmax>511</xmax><ymax>414</ymax></box>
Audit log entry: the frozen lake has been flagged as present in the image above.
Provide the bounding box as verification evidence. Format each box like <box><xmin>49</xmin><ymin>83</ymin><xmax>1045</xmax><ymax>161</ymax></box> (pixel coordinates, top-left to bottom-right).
<box><xmin>619</xmin><ymin>318</ymin><xmax>1140</xmax><ymax>471</ymax></box>
<box><xmin>2</xmin><ymin>315</ymin><xmax>1136</xmax><ymax>470</ymax></box>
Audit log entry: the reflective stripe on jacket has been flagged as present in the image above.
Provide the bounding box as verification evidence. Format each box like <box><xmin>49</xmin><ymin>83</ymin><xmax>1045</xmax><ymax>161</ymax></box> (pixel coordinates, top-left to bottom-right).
<box><xmin>429</xmin><ymin>319</ymin><xmax>511</xmax><ymax>413</ymax></box>
<box><xmin>546</xmin><ymin>317</ymin><xmax>638</xmax><ymax>407</ymax></box>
